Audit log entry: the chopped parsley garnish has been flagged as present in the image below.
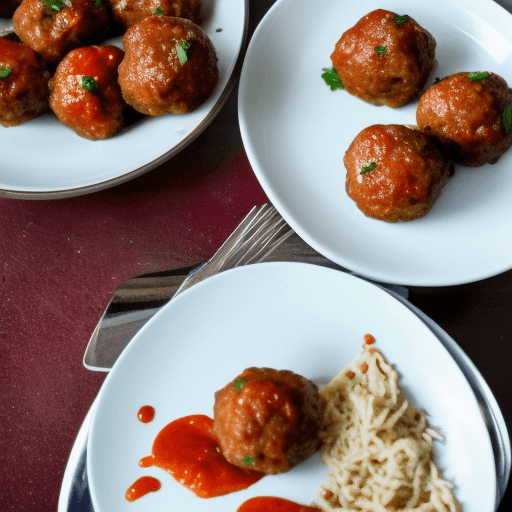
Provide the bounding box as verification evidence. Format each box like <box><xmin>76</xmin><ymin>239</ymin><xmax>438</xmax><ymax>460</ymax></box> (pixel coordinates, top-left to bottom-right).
<box><xmin>321</xmin><ymin>67</ymin><xmax>344</xmax><ymax>91</ymax></box>
<box><xmin>234</xmin><ymin>379</ymin><xmax>245</xmax><ymax>391</ymax></box>
<box><xmin>468</xmin><ymin>71</ymin><xmax>488</xmax><ymax>82</ymax></box>
<box><xmin>0</xmin><ymin>65</ymin><xmax>13</xmax><ymax>78</ymax></box>
<box><xmin>243</xmin><ymin>456</ymin><xmax>253</xmax><ymax>465</ymax></box>
<box><xmin>360</xmin><ymin>162</ymin><xmax>377</xmax><ymax>175</ymax></box>
<box><xmin>375</xmin><ymin>45</ymin><xmax>387</xmax><ymax>56</ymax></box>
<box><xmin>394</xmin><ymin>14</ymin><xmax>410</xmax><ymax>25</ymax></box>
<box><xmin>92</xmin><ymin>0</ymin><xmax>102</xmax><ymax>6</ymax></box>
<box><xmin>176</xmin><ymin>41</ymin><xmax>192</xmax><ymax>65</ymax></box>
<box><xmin>154</xmin><ymin>5</ymin><xmax>163</xmax><ymax>15</ymax></box>
<box><xmin>503</xmin><ymin>105</ymin><xmax>512</xmax><ymax>134</ymax></box>
<box><xmin>42</xmin><ymin>0</ymin><xmax>65</xmax><ymax>12</ymax></box>
<box><xmin>81</xmin><ymin>76</ymin><xmax>98</xmax><ymax>93</ymax></box>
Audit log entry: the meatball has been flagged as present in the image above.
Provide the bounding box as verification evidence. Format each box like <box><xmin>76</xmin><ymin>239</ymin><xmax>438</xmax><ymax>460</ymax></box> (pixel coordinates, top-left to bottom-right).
<box><xmin>0</xmin><ymin>37</ymin><xmax>51</xmax><ymax>127</ymax></box>
<box><xmin>0</xmin><ymin>0</ymin><xmax>22</xmax><ymax>17</ymax></box>
<box><xmin>344</xmin><ymin>124</ymin><xmax>450</xmax><ymax>222</ymax></box>
<box><xmin>416</xmin><ymin>71</ymin><xmax>512</xmax><ymax>166</ymax></box>
<box><xmin>107</xmin><ymin>0</ymin><xmax>201</xmax><ymax>28</ymax></box>
<box><xmin>118</xmin><ymin>15</ymin><xmax>218</xmax><ymax>116</ymax></box>
<box><xmin>13</xmin><ymin>0</ymin><xmax>109</xmax><ymax>62</ymax></box>
<box><xmin>49</xmin><ymin>45</ymin><xmax>126</xmax><ymax>140</ymax></box>
<box><xmin>331</xmin><ymin>9</ymin><xmax>436</xmax><ymax>108</ymax></box>
<box><xmin>213</xmin><ymin>367</ymin><xmax>323</xmax><ymax>475</ymax></box>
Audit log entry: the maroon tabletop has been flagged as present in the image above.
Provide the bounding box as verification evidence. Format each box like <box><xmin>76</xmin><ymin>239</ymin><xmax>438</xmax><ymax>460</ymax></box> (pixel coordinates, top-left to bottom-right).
<box><xmin>1</xmin><ymin>1</ymin><xmax>511</xmax><ymax>511</ymax></box>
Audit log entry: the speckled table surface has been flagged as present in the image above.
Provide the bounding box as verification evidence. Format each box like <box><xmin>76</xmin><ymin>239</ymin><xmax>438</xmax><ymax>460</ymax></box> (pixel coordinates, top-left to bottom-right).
<box><xmin>2</xmin><ymin>1</ymin><xmax>512</xmax><ymax>511</ymax></box>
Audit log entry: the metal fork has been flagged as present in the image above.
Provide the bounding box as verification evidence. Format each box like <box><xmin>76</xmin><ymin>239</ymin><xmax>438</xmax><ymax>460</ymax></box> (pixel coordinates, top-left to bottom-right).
<box><xmin>83</xmin><ymin>204</ymin><xmax>315</xmax><ymax>370</ymax></box>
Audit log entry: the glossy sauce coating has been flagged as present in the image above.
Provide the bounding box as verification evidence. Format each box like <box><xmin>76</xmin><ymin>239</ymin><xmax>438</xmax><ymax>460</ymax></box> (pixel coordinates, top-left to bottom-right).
<box><xmin>118</xmin><ymin>15</ymin><xmax>218</xmax><ymax>116</ymax></box>
<box><xmin>13</xmin><ymin>0</ymin><xmax>109</xmax><ymax>62</ymax></box>
<box><xmin>125</xmin><ymin>475</ymin><xmax>161</xmax><ymax>501</ymax></box>
<box><xmin>344</xmin><ymin>124</ymin><xmax>450</xmax><ymax>222</ymax></box>
<box><xmin>331</xmin><ymin>9</ymin><xmax>436</xmax><ymax>107</ymax></box>
<box><xmin>138</xmin><ymin>414</ymin><xmax>264</xmax><ymax>498</ymax></box>
<box><xmin>416</xmin><ymin>71</ymin><xmax>512</xmax><ymax>166</ymax></box>
<box><xmin>213</xmin><ymin>367</ymin><xmax>323</xmax><ymax>475</ymax></box>
<box><xmin>0</xmin><ymin>37</ymin><xmax>51</xmax><ymax>127</ymax></box>
<box><xmin>137</xmin><ymin>405</ymin><xmax>155</xmax><ymax>423</ymax></box>
<box><xmin>49</xmin><ymin>45</ymin><xmax>126</xmax><ymax>140</ymax></box>
<box><xmin>237</xmin><ymin>496</ymin><xmax>322</xmax><ymax>512</ymax></box>
<box><xmin>108</xmin><ymin>0</ymin><xmax>201</xmax><ymax>28</ymax></box>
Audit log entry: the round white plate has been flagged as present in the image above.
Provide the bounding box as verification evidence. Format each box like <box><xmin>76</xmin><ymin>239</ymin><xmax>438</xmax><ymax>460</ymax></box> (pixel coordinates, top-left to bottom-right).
<box><xmin>238</xmin><ymin>0</ymin><xmax>512</xmax><ymax>286</ymax></box>
<box><xmin>0</xmin><ymin>0</ymin><xmax>247</xmax><ymax>198</ymax></box>
<box><xmin>87</xmin><ymin>262</ymin><xmax>496</xmax><ymax>512</ymax></box>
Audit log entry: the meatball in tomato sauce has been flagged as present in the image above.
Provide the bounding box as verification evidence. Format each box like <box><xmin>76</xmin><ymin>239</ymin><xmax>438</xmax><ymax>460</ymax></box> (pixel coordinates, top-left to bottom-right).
<box><xmin>416</xmin><ymin>71</ymin><xmax>512</xmax><ymax>166</ymax></box>
<box><xmin>13</xmin><ymin>0</ymin><xmax>109</xmax><ymax>62</ymax></box>
<box><xmin>331</xmin><ymin>9</ymin><xmax>436</xmax><ymax>107</ymax></box>
<box><xmin>344</xmin><ymin>124</ymin><xmax>450</xmax><ymax>222</ymax></box>
<box><xmin>118</xmin><ymin>15</ymin><xmax>218</xmax><ymax>116</ymax></box>
<box><xmin>0</xmin><ymin>37</ymin><xmax>51</xmax><ymax>127</ymax></box>
<box><xmin>213</xmin><ymin>367</ymin><xmax>323</xmax><ymax>475</ymax></box>
<box><xmin>49</xmin><ymin>45</ymin><xmax>126</xmax><ymax>140</ymax></box>
<box><xmin>107</xmin><ymin>0</ymin><xmax>201</xmax><ymax>28</ymax></box>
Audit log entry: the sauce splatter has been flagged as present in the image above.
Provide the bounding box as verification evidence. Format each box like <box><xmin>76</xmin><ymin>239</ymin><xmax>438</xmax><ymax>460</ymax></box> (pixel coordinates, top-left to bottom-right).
<box><xmin>138</xmin><ymin>414</ymin><xmax>264</xmax><ymax>498</ymax></box>
<box><xmin>364</xmin><ymin>334</ymin><xmax>376</xmax><ymax>345</ymax></box>
<box><xmin>125</xmin><ymin>476</ymin><xmax>161</xmax><ymax>502</ymax></box>
<box><xmin>237</xmin><ymin>496</ymin><xmax>322</xmax><ymax>512</ymax></box>
<box><xmin>137</xmin><ymin>405</ymin><xmax>155</xmax><ymax>423</ymax></box>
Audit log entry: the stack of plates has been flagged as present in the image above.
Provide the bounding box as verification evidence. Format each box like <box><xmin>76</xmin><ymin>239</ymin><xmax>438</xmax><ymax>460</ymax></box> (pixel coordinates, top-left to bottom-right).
<box><xmin>60</xmin><ymin>263</ymin><xmax>510</xmax><ymax>512</ymax></box>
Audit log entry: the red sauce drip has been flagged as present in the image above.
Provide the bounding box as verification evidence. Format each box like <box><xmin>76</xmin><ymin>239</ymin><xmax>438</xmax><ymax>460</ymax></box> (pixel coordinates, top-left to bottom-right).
<box><xmin>137</xmin><ymin>405</ymin><xmax>155</xmax><ymax>423</ymax></box>
<box><xmin>139</xmin><ymin>414</ymin><xmax>264</xmax><ymax>498</ymax></box>
<box><xmin>237</xmin><ymin>496</ymin><xmax>322</xmax><ymax>512</ymax></box>
<box><xmin>125</xmin><ymin>476</ymin><xmax>161</xmax><ymax>502</ymax></box>
<box><xmin>364</xmin><ymin>334</ymin><xmax>376</xmax><ymax>345</ymax></box>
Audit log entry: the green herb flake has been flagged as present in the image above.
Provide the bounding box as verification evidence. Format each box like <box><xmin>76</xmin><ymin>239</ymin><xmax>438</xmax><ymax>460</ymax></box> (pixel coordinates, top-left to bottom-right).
<box><xmin>503</xmin><ymin>105</ymin><xmax>512</xmax><ymax>134</ymax></box>
<box><xmin>0</xmin><ymin>65</ymin><xmax>13</xmax><ymax>78</ymax></box>
<box><xmin>321</xmin><ymin>67</ymin><xmax>344</xmax><ymax>91</ymax></box>
<box><xmin>243</xmin><ymin>456</ymin><xmax>253</xmax><ymax>465</ymax></box>
<box><xmin>92</xmin><ymin>0</ymin><xmax>101</xmax><ymax>6</ymax></box>
<box><xmin>233</xmin><ymin>379</ymin><xmax>245</xmax><ymax>391</ymax></box>
<box><xmin>394</xmin><ymin>14</ymin><xmax>410</xmax><ymax>25</ymax></box>
<box><xmin>360</xmin><ymin>162</ymin><xmax>377</xmax><ymax>175</ymax></box>
<box><xmin>176</xmin><ymin>41</ymin><xmax>192</xmax><ymax>65</ymax></box>
<box><xmin>81</xmin><ymin>75</ymin><xmax>98</xmax><ymax>94</ymax></box>
<box><xmin>154</xmin><ymin>5</ymin><xmax>163</xmax><ymax>15</ymax></box>
<box><xmin>468</xmin><ymin>71</ymin><xmax>489</xmax><ymax>82</ymax></box>
<box><xmin>375</xmin><ymin>45</ymin><xmax>387</xmax><ymax>56</ymax></box>
<box><xmin>42</xmin><ymin>0</ymin><xmax>65</xmax><ymax>12</ymax></box>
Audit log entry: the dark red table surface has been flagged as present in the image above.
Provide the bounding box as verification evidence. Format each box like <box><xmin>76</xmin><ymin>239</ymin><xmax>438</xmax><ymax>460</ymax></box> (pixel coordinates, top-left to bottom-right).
<box><xmin>2</xmin><ymin>1</ymin><xmax>512</xmax><ymax>511</ymax></box>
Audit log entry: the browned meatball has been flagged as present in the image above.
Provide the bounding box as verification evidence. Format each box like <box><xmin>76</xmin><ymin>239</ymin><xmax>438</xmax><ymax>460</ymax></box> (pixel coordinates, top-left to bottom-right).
<box><xmin>344</xmin><ymin>124</ymin><xmax>450</xmax><ymax>222</ymax></box>
<box><xmin>118</xmin><ymin>15</ymin><xmax>218</xmax><ymax>116</ymax></box>
<box><xmin>331</xmin><ymin>9</ymin><xmax>436</xmax><ymax>108</ymax></box>
<box><xmin>0</xmin><ymin>0</ymin><xmax>22</xmax><ymax>17</ymax></box>
<box><xmin>213</xmin><ymin>367</ymin><xmax>323</xmax><ymax>475</ymax></box>
<box><xmin>0</xmin><ymin>37</ymin><xmax>51</xmax><ymax>127</ymax></box>
<box><xmin>416</xmin><ymin>71</ymin><xmax>512</xmax><ymax>166</ymax></box>
<box><xmin>13</xmin><ymin>0</ymin><xmax>109</xmax><ymax>62</ymax></box>
<box><xmin>49</xmin><ymin>45</ymin><xmax>125</xmax><ymax>140</ymax></box>
<box><xmin>107</xmin><ymin>0</ymin><xmax>201</xmax><ymax>28</ymax></box>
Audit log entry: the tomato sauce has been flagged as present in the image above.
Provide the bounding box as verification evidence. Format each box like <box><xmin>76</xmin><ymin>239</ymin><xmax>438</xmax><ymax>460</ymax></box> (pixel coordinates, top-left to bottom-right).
<box><xmin>137</xmin><ymin>405</ymin><xmax>155</xmax><ymax>423</ymax></box>
<box><xmin>125</xmin><ymin>476</ymin><xmax>161</xmax><ymax>502</ymax></box>
<box><xmin>236</xmin><ymin>496</ymin><xmax>322</xmax><ymax>512</ymax></box>
<box><xmin>138</xmin><ymin>414</ymin><xmax>264</xmax><ymax>499</ymax></box>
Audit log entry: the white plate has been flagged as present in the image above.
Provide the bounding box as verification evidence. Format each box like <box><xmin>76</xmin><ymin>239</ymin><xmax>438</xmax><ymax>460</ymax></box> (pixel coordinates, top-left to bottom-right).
<box><xmin>0</xmin><ymin>0</ymin><xmax>247</xmax><ymax>198</ymax></box>
<box><xmin>238</xmin><ymin>0</ymin><xmax>512</xmax><ymax>287</ymax></box>
<box><xmin>87</xmin><ymin>262</ymin><xmax>496</xmax><ymax>512</ymax></box>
